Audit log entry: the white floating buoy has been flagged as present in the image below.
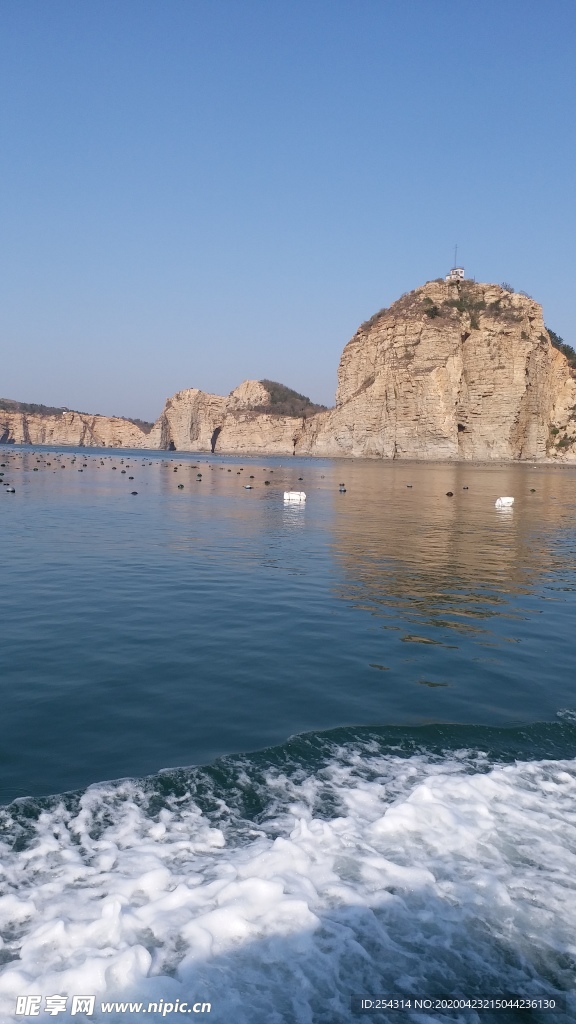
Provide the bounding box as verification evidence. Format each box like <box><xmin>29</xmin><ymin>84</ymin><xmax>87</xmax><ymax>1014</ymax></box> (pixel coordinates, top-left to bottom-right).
<box><xmin>495</xmin><ymin>496</ymin><xmax>514</xmax><ymax>508</ymax></box>
<box><xmin>284</xmin><ymin>491</ymin><xmax>306</xmax><ymax>503</ymax></box>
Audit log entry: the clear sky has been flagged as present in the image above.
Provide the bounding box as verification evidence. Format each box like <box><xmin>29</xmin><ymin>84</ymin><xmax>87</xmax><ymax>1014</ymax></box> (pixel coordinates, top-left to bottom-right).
<box><xmin>1</xmin><ymin>1</ymin><xmax>575</xmax><ymax>420</ymax></box>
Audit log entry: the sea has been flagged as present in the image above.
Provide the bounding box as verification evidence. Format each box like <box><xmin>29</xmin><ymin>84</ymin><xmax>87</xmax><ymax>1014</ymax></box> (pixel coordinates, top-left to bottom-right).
<box><xmin>0</xmin><ymin>446</ymin><xmax>575</xmax><ymax>1024</ymax></box>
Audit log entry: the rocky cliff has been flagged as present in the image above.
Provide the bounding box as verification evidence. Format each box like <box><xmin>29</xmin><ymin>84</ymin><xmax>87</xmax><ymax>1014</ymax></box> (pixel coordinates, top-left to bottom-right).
<box><xmin>147</xmin><ymin>279</ymin><xmax>576</xmax><ymax>461</ymax></box>
<box><xmin>0</xmin><ymin>407</ymin><xmax>149</xmax><ymax>448</ymax></box>
<box><xmin>4</xmin><ymin>279</ymin><xmax>576</xmax><ymax>460</ymax></box>
<box><xmin>297</xmin><ymin>279</ymin><xmax>576</xmax><ymax>460</ymax></box>
<box><xmin>147</xmin><ymin>380</ymin><xmax>312</xmax><ymax>455</ymax></box>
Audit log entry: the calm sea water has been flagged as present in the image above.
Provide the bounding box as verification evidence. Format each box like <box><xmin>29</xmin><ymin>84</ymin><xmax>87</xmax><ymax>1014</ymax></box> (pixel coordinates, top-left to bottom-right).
<box><xmin>1</xmin><ymin>445</ymin><xmax>575</xmax><ymax>1023</ymax></box>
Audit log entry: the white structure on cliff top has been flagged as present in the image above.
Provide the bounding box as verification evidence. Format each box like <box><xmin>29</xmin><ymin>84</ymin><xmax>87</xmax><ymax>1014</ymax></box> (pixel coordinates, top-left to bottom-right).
<box><xmin>445</xmin><ymin>266</ymin><xmax>465</xmax><ymax>283</ymax></box>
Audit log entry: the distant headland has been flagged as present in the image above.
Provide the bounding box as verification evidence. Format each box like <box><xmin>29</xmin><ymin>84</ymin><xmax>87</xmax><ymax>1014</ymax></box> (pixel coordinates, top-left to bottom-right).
<box><xmin>2</xmin><ymin>277</ymin><xmax>576</xmax><ymax>461</ymax></box>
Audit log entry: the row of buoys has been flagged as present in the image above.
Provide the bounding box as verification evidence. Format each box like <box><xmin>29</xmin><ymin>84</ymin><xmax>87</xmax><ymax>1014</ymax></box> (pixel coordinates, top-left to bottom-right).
<box><xmin>0</xmin><ymin>477</ymin><xmax>529</xmax><ymax>510</ymax></box>
<box><xmin>0</xmin><ymin>454</ymin><xmax>540</xmax><ymax>513</ymax></box>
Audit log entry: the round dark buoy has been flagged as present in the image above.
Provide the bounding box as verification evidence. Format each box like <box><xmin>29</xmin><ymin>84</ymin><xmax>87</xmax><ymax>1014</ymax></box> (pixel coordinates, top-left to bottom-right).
<box><xmin>131</xmin><ymin>491</ymin><xmax>138</xmax><ymax>495</ymax></box>
<box><xmin>249</xmin><ymin>475</ymin><xmax>255</xmax><ymax>479</ymax></box>
<box><xmin>298</xmin><ymin>477</ymin><xmax>303</xmax><ymax>481</ymax></box>
<box><xmin>446</xmin><ymin>491</ymin><xmax>454</xmax><ymax>497</ymax></box>
<box><xmin>530</xmin><ymin>488</ymin><xmax>536</xmax><ymax>492</ymax></box>
<box><xmin>264</xmin><ymin>480</ymin><xmax>270</xmax><ymax>485</ymax></box>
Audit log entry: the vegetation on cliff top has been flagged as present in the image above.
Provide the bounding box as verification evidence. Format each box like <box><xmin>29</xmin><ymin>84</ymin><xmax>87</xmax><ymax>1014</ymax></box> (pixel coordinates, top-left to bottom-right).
<box><xmin>547</xmin><ymin>328</ymin><xmax>576</xmax><ymax>368</ymax></box>
<box><xmin>0</xmin><ymin>397</ymin><xmax>76</xmax><ymax>417</ymax></box>
<box><xmin>0</xmin><ymin>397</ymin><xmax>154</xmax><ymax>432</ymax></box>
<box><xmin>255</xmin><ymin>380</ymin><xmax>327</xmax><ymax>418</ymax></box>
<box><xmin>421</xmin><ymin>284</ymin><xmax>525</xmax><ymax>329</ymax></box>
<box><xmin>358</xmin><ymin>285</ymin><xmax>575</xmax><ymax>367</ymax></box>
<box><xmin>124</xmin><ymin>417</ymin><xmax>154</xmax><ymax>433</ymax></box>
<box><xmin>359</xmin><ymin>307</ymin><xmax>388</xmax><ymax>332</ymax></box>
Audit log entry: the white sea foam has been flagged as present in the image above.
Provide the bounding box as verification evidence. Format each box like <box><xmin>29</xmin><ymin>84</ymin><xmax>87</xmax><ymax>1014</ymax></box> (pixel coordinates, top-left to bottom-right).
<box><xmin>1</xmin><ymin>750</ymin><xmax>575</xmax><ymax>1022</ymax></box>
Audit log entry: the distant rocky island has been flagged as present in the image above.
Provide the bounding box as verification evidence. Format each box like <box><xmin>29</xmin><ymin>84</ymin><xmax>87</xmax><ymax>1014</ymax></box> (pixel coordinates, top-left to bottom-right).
<box><xmin>2</xmin><ymin>277</ymin><xmax>576</xmax><ymax>460</ymax></box>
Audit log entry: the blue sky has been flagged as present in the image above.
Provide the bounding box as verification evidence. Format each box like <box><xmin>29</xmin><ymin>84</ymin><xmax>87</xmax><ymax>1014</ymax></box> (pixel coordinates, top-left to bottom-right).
<box><xmin>1</xmin><ymin>1</ymin><xmax>575</xmax><ymax>419</ymax></box>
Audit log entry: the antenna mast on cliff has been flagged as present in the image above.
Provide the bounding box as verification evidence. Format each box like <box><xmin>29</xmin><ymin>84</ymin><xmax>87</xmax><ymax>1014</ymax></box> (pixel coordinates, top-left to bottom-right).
<box><xmin>445</xmin><ymin>245</ymin><xmax>465</xmax><ymax>283</ymax></box>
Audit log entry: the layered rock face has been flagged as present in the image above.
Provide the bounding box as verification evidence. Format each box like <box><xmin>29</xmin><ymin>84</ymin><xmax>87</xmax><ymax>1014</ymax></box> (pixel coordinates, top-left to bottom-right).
<box><xmin>299</xmin><ymin>280</ymin><xmax>576</xmax><ymax>460</ymax></box>
<box><xmin>0</xmin><ymin>409</ymin><xmax>149</xmax><ymax>448</ymax></box>
<box><xmin>147</xmin><ymin>381</ymin><xmax>303</xmax><ymax>455</ymax></box>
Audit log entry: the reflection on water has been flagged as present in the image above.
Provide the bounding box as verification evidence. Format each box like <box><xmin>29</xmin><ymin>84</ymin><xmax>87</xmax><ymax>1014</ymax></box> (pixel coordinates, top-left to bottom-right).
<box><xmin>1</xmin><ymin>446</ymin><xmax>576</xmax><ymax>800</ymax></box>
<box><xmin>329</xmin><ymin>461</ymin><xmax>576</xmax><ymax>639</ymax></box>
<box><xmin>282</xmin><ymin>503</ymin><xmax>306</xmax><ymax>529</ymax></box>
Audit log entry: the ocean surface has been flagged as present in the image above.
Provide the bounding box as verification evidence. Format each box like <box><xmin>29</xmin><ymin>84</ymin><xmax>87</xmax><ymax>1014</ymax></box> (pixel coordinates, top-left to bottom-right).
<box><xmin>1</xmin><ymin>446</ymin><xmax>575</xmax><ymax>1023</ymax></box>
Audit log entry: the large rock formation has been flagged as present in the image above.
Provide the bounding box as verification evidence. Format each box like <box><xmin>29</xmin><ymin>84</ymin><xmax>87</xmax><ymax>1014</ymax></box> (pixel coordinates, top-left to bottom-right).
<box><xmin>147</xmin><ymin>279</ymin><xmax>576</xmax><ymax>460</ymax></box>
<box><xmin>298</xmin><ymin>279</ymin><xmax>576</xmax><ymax>460</ymax></box>
<box><xmin>0</xmin><ymin>406</ymin><xmax>149</xmax><ymax>448</ymax></box>
<box><xmin>146</xmin><ymin>380</ymin><xmax>308</xmax><ymax>455</ymax></box>
<box><xmin>3</xmin><ymin>279</ymin><xmax>576</xmax><ymax>459</ymax></box>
